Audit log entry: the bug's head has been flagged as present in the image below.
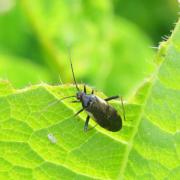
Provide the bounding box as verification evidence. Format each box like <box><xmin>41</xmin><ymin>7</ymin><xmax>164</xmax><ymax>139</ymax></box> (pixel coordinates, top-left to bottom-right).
<box><xmin>76</xmin><ymin>91</ymin><xmax>85</xmax><ymax>100</ymax></box>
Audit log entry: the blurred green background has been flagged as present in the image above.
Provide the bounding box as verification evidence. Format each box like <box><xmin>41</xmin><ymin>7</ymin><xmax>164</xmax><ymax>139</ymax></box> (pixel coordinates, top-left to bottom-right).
<box><xmin>0</xmin><ymin>0</ymin><xmax>178</xmax><ymax>97</ymax></box>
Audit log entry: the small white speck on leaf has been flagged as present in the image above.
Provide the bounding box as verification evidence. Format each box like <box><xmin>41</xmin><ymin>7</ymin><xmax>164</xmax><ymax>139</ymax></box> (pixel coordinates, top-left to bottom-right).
<box><xmin>48</xmin><ymin>133</ymin><xmax>57</xmax><ymax>144</ymax></box>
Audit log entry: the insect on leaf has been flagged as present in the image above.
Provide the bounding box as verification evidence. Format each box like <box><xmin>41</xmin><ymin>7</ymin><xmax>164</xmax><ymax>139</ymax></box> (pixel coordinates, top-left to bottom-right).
<box><xmin>0</xmin><ymin>19</ymin><xmax>180</xmax><ymax>180</ymax></box>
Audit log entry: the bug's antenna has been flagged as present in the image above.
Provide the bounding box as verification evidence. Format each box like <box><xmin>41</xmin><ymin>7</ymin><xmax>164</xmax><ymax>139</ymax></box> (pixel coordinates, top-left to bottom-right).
<box><xmin>68</xmin><ymin>47</ymin><xmax>80</xmax><ymax>91</ymax></box>
<box><xmin>38</xmin><ymin>95</ymin><xmax>76</xmax><ymax>117</ymax></box>
<box><xmin>120</xmin><ymin>96</ymin><xmax>126</xmax><ymax>121</ymax></box>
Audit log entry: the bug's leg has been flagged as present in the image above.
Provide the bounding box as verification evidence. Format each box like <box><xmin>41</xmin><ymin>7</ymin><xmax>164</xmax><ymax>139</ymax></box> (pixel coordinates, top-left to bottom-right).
<box><xmin>84</xmin><ymin>116</ymin><xmax>98</xmax><ymax>132</ymax></box>
<box><xmin>74</xmin><ymin>108</ymin><xmax>84</xmax><ymax>117</ymax></box>
<box><xmin>86</xmin><ymin>124</ymin><xmax>98</xmax><ymax>132</ymax></box>
<box><xmin>84</xmin><ymin>115</ymin><xmax>90</xmax><ymax>132</ymax></box>
<box><xmin>71</xmin><ymin>100</ymin><xmax>81</xmax><ymax>103</ymax></box>
<box><xmin>105</xmin><ymin>95</ymin><xmax>126</xmax><ymax>121</ymax></box>
<box><xmin>104</xmin><ymin>96</ymin><xmax>119</xmax><ymax>101</ymax></box>
<box><xmin>120</xmin><ymin>96</ymin><xmax>126</xmax><ymax>121</ymax></box>
<box><xmin>84</xmin><ymin>84</ymin><xmax>86</xmax><ymax>93</ymax></box>
<box><xmin>91</xmin><ymin>89</ymin><xmax>94</xmax><ymax>94</ymax></box>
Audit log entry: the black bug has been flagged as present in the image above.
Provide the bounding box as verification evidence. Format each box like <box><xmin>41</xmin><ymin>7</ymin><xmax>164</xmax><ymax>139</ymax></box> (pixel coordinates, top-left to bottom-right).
<box><xmin>60</xmin><ymin>51</ymin><xmax>126</xmax><ymax>132</ymax></box>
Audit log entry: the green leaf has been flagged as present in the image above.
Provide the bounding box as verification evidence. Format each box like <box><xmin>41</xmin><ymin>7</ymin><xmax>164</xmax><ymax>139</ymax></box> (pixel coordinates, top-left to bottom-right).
<box><xmin>113</xmin><ymin>0</ymin><xmax>179</xmax><ymax>43</ymax></box>
<box><xmin>0</xmin><ymin>82</ymin><xmax>136</xmax><ymax>179</ymax></box>
<box><xmin>0</xmin><ymin>0</ymin><xmax>155</xmax><ymax>94</ymax></box>
<box><xmin>0</xmin><ymin>54</ymin><xmax>51</xmax><ymax>88</ymax></box>
<box><xmin>19</xmin><ymin>0</ymin><xmax>154</xmax><ymax>95</ymax></box>
<box><xmin>122</xmin><ymin>20</ymin><xmax>180</xmax><ymax>179</ymax></box>
<box><xmin>0</xmin><ymin>18</ymin><xmax>179</xmax><ymax>180</ymax></box>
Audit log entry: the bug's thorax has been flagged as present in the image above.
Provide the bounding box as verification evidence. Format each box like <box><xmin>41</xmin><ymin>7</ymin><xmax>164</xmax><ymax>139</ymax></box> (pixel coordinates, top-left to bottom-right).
<box><xmin>77</xmin><ymin>92</ymin><xmax>95</xmax><ymax>108</ymax></box>
<box><xmin>76</xmin><ymin>91</ymin><xmax>107</xmax><ymax>108</ymax></box>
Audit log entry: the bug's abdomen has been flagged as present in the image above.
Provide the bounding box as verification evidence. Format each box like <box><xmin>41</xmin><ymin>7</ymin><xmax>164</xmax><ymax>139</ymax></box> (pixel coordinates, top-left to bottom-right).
<box><xmin>86</xmin><ymin>98</ymin><xmax>122</xmax><ymax>132</ymax></box>
<box><xmin>105</xmin><ymin>106</ymin><xmax>122</xmax><ymax>131</ymax></box>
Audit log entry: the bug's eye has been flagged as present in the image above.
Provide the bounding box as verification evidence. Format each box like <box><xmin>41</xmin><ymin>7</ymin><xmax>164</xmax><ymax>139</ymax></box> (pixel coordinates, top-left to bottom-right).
<box><xmin>76</xmin><ymin>92</ymin><xmax>81</xmax><ymax>99</ymax></box>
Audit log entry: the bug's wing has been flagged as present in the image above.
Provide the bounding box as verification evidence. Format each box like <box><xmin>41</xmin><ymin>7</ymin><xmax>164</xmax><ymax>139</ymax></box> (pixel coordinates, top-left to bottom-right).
<box><xmin>86</xmin><ymin>97</ymin><xmax>122</xmax><ymax>131</ymax></box>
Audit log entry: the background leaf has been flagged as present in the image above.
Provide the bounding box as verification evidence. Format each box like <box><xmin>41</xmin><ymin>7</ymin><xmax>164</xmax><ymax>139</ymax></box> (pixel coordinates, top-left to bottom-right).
<box><xmin>0</xmin><ymin>0</ymin><xmax>156</xmax><ymax>95</ymax></box>
<box><xmin>0</xmin><ymin>54</ymin><xmax>51</xmax><ymax>88</ymax></box>
<box><xmin>20</xmin><ymin>0</ymin><xmax>155</xmax><ymax>96</ymax></box>
<box><xmin>113</xmin><ymin>0</ymin><xmax>179</xmax><ymax>43</ymax></box>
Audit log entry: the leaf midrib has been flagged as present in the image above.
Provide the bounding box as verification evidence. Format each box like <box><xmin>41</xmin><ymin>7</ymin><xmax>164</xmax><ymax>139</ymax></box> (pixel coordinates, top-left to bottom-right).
<box><xmin>117</xmin><ymin>38</ymin><xmax>172</xmax><ymax>179</ymax></box>
<box><xmin>118</xmin><ymin>68</ymin><xmax>168</xmax><ymax>179</ymax></box>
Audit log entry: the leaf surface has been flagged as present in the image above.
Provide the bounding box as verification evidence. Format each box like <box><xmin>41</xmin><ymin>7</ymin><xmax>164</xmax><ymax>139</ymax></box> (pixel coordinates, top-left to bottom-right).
<box><xmin>0</xmin><ymin>18</ymin><xmax>179</xmax><ymax>180</ymax></box>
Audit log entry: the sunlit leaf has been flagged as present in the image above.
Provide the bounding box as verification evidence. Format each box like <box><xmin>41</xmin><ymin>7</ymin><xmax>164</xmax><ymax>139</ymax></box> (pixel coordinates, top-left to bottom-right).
<box><xmin>0</xmin><ymin>16</ymin><xmax>179</xmax><ymax>178</ymax></box>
